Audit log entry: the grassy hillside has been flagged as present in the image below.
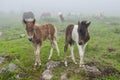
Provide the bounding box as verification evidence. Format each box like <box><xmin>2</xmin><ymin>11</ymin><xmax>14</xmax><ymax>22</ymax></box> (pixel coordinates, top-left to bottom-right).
<box><xmin>0</xmin><ymin>16</ymin><xmax>120</xmax><ymax>80</ymax></box>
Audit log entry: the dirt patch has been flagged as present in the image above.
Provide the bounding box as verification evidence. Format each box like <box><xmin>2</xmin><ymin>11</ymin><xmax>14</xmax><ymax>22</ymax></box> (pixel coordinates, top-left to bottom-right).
<box><xmin>85</xmin><ymin>62</ymin><xmax>98</xmax><ymax>66</ymax></box>
<box><xmin>39</xmin><ymin>62</ymin><xmax>120</xmax><ymax>80</ymax></box>
<box><xmin>107</xmin><ymin>47</ymin><xmax>116</xmax><ymax>52</ymax></box>
<box><xmin>66</xmin><ymin>62</ymin><xmax>120</xmax><ymax>79</ymax></box>
<box><xmin>99</xmin><ymin>66</ymin><xmax>120</xmax><ymax>76</ymax></box>
<box><xmin>114</xmin><ymin>28</ymin><xmax>120</xmax><ymax>34</ymax></box>
<box><xmin>16</xmin><ymin>72</ymin><xmax>27</xmax><ymax>79</ymax></box>
<box><xmin>85</xmin><ymin>62</ymin><xmax>120</xmax><ymax>79</ymax></box>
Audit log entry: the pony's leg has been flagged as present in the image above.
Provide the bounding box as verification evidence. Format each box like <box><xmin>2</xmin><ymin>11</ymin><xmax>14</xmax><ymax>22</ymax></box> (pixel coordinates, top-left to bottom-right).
<box><xmin>34</xmin><ymin>44</ymin><xmax>41</xmax><ymax>66</ymax></box>
<box><xmin>37</xmin><ymin>46</ymin><xmax>41</xmax><ymax>66</ymax></box>
<box><xmin>77</xmin><ymin>44</ymin><xmax>84</xmax><ymax>67</ymax></box>
<box><xmin>33</xmin><ymin>43</ymin><xmax>37</xmax><ymax>66</ymax></box>
<box><xmin>64</xmin><ymin>42</ymin><xmax>68</xmax><ymax>66</ymax></box>
<box><xmin>48</xmin><ymin>43</ymin><xmax>54</xmax><ymax>60</ymax></box>
<box><xmin>82</xmin><ymin>43</ymin><xmax>87</xmax><ymax>53</ymax></box>
<box><xmin>53</xmin><ymin>40</ymin><xmax>60</xmax><ymax>56</ymax></box>
<box><xmin>70</xmin><ymin>45</ymin><xmax>77</xmax><ymax>64</ymax></box>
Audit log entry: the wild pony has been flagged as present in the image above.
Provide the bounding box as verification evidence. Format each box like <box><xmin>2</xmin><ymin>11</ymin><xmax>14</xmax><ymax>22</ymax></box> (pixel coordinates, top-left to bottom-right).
<box><xmin>64</xmin><ymin>21</ymin><xmax>91</xmax><ymax>67</ymax></box>
<box><xmin>23</xmin><ymin>12</ymin><xmax>60</xmax><ymax>67</ymax></box>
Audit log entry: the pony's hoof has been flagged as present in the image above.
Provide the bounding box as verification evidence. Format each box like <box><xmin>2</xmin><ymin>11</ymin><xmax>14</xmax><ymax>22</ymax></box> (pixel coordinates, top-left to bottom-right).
<box><xmin>79</xmin><ymin>64</ymin><xmax>85</xmax><ymax>68</ymax></box>
<box><xmin>34</xmin><ymin>63</ymin><xmax>37</xmax><ymax>66</ymax></box>
<box><xmin>74</xmin><ymin>62</ymin><xmax>77</xmax><ymax>64</ymax></box>
<box><xmin>72</xmin><ymin>59</ymin><xmax>77</xmax><ymax>64</ymax></box>
<box><xmin>64</xmin><ymin>61</ymin><xmax>68</xmax><ymax>67</ymax></box>
<box><xmin>38</xmin><ymin>63</ymin><xmax>41</xmax><ymax>66</ymax></box>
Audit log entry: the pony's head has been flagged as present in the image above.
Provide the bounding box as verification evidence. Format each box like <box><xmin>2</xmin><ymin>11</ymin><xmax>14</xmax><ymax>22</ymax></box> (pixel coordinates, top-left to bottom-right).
<box><xmin>78</xmin><ymin>21</ymin><xmax>91</xmax><ymax>45</ymax></box>
<box><xmin>23</xmin><ymin>12</ymin><xmax>35</xmax><ymax>41</ymax></box>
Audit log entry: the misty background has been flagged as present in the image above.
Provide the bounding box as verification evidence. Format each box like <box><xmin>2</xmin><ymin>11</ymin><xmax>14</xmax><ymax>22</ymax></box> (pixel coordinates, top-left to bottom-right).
<box><xmin>0</xmin><ymin>0</ymin><xmax>120</xmax><ymax>16</ymax></box>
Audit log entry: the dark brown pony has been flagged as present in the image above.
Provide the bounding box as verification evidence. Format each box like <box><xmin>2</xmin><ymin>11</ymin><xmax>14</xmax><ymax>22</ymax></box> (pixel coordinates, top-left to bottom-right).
<box><xmin>64</xmin><ymin>21</ymin><xmax>91</xmax><ymax>67</ymax></box>
<box><xmin>23</xmin><ymin>18</ymin><xmax>60</xmax><ymax>67</ymax></box>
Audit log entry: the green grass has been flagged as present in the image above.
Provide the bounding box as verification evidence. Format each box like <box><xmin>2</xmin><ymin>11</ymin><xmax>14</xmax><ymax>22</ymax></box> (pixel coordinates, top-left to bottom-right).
<box><xmin>0</xmin><ymin>16</ymin><xmax>120</xmax><ymax>80</ymax></box>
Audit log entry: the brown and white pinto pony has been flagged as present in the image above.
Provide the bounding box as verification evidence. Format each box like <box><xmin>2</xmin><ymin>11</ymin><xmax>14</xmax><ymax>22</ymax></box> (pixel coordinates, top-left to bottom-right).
<box><xmin>23</xmin><ymin>19</ymin><xmax>60</xmax><ymax>67</ymax></box>
<box><xmin>64</xmin><ymin>21</ymin><xmax>91</xmax><ymax>67</ymax></box>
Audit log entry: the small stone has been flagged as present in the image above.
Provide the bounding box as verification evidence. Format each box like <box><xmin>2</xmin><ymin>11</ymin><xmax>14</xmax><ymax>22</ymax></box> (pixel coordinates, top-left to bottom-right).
<box><xmin>16</xmin><ymin>72</ymin><xmax>26</xmax><ymax>79</ymax></box>
<box><xmin>83</xmin><ymin>65</ymin><xmax>101</xmax><ymax>77</ymax></box>
<box><xmin>6</xmin><ymin>63</ymin><xmax>18</xmax><ymax>71</ymax></box>
<box><xmin>42</xmin><ymin>69</ymin><xmax>53</xmax><ymax>80</ymax></box>
<box><xmin>74</xmin><ymin>68</ymin><xmax>80</xmax><ymax>74</ymax></box>
<box><xmin>61</xmin><ymin>73</ymin><xmax>68</xmax><ymax>80</ymax></box>
<box><xmin>0</xmin><ymin>57</ymin><xmax>5</xmax><ymax>64</ymax></box>
<box><xmin>15</xmin><ymin>59</ymin><xmax>19</xmax><ymax>62</ymax></box>
<box><xmin>20</xmin><ymin>34</ymin><xmax>25</xmax><ymax>38</ymax></box>
<box><xmin>84</xmin><ymin>65</ymin><xmax>100</xmax><ymax>73</ymax></box>
<box><xmin>0</xmin><ymin>67</ymin><xmax>6</xmax><ymax>73</ymax></box>
<box><xmin>16</xmin><ymin>74</ymin><xmax>20</xmax><ymax>79</ymax></box>
<box><xmin>46</xmin><ymin>61</ymin><xmax>60</xmax><ymax>69</ymax></box>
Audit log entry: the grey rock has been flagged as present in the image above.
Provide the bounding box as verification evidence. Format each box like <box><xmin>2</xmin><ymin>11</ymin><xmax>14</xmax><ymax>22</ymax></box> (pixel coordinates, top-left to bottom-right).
<box><xmin>46</xmin><ymin>61</ymin><xmax>61</xmax><ymax>69</ymax></box>
<box><xmin>20</xmin><ymin>34</ymin><xmax>25</xmax><ymax>38</ymax></box>
<box><xmin>61</xmin><ymin>73</ymin><xmax>68</xmax><ymax>80</ymax></box>
<box><xmin>84</xmin><ymin>65</ymin><xmax>100</xmax><ymax>72</ymax></box>
<box><xmin>0</xmin><ymin>57</ymin><xmax>5</xmax><ymax>64</ymax></box>
<box><xmin>0</xmin><ymin>63</ymin><xmax>18</xmax><ymax>73</ymax></box>
<box><xmin>42</xmin><ymin>69</ymin><xmax>53</xmax><ymax>80</ymax></box>
<box><xmin>83</xmin><ymin>65</ymin><xmax>101</xmax><ymax>76</ymax></box>
<box><xmin>16</xmin><ymin>74</ymin><xmax>21</xmax><ymax>79</ymax></box>
<box><xmin>74</xmin><ymin>68</ymin><xmax>80</xmax><ymax>74</ymax></box>
<box><xmin>16</xmin><ymin>72</ymin><xmax>26</xmax><ymax>79</ymax></box>
<box><xmin>6</xmin><ymin>63</ymin><xmax>18</xmax><ymax>71</ymax></box>
<box><xmin>0</xmin><ymin>67</ymin><xmax>6</xmax><ymax>73</ymax></box>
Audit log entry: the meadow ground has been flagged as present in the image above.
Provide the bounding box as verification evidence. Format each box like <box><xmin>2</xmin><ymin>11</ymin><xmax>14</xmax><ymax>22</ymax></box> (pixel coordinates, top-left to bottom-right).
<box><xmin>0</xmin><ymin>16</ymin><xmax>120</xmax><ymax>80</ymax></box>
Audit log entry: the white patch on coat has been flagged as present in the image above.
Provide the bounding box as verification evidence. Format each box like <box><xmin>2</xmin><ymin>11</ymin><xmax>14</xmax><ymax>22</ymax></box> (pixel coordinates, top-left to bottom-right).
<box><xmin>72</xmin><ymin>25</ymin><xmax>79</xmax><ymax>42</ymax></box>
<box><xmin>27</xmin><ymin>35</ymin><xmax>33</xmax><ymax>39</ymax></box>
<box><xmin>25</xmin><ymin>18</ymin><xmax>34</xmax><ymax>21</ymax></box>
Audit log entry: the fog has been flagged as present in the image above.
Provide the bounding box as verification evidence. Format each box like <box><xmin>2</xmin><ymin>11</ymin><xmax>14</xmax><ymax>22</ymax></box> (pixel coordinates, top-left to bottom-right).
<box><xmin>0</xmin><ymin>0</ymin><xmax>120</xmax><ymax>16</ymax></box>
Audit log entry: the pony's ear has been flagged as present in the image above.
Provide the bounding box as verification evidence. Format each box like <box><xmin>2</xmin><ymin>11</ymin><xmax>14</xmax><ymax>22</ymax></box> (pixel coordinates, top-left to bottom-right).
<box><xmin>86</xmin><ymin>21</ymin><xmax>91</xmax><ymax>27</ymax></box>
<box><xmin>78</xmin><ymin>21</ymin><xmax>81</xmax><ymax>25</ymax></box>
<box><xmin>23</xmin><ymin>19</ymin><xmax>26</xmax><ymax>24</ymax></box>
<box><xmin>78</xmin><ymin>21</ymin><xmax>82</xmax><ymax>31</ymax></box>
<box><xmin>33</xmin><ymin>19</ymin><xmax>36</xmax><ymax>24</ymax></box>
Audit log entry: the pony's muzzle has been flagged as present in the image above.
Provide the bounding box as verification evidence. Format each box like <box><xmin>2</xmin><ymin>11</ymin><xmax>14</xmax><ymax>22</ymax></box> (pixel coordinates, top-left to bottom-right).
<box><xmin>28</xmin><ymin>38</ymin><xmax>32</xmax><ymax>41</ymax></box>
<box><xmin>78</xmin><ymin>40</ymin><xmax>84</xmax><ymax>45</ymax></box>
